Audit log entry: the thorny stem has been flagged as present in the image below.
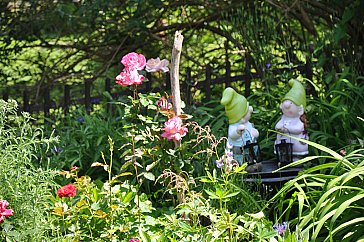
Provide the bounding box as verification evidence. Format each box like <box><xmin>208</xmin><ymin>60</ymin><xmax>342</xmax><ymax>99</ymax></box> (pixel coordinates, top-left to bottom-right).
<box><xmin>131</xmin><ymin>86</ymin><xmax>141</xmax><ymax>223</ymax></box>
<box><xmin>108</xmin><ymin>138</ymin><xmax>114</xmax><ymax>224</ymax></box>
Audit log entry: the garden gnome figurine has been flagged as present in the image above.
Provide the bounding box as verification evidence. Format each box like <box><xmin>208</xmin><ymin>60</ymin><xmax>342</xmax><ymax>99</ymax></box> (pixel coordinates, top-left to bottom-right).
<box><xmin>221</xmin><ymin>87</ymin><xmax>260</xmax><ymax>170</ymax></box>
<box><xmin>275</xmin><ymin>79</ymin><xmax>309</xmax><ymax>163</ymax></box>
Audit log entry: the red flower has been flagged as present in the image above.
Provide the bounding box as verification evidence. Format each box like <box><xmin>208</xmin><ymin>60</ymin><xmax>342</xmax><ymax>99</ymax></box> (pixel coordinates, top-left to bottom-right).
<box><xmin>57</xmin><ymin>184</ymin><xmax>77</xmax><ymax>198</ymax></box>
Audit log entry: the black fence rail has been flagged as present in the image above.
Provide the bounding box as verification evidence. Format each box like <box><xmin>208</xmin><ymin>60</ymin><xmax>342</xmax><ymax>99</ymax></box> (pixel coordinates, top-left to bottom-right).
<box><xmin>1</xmin><ymin>59</ymin><xmax>312</xmax><ymax>118</ymax></box>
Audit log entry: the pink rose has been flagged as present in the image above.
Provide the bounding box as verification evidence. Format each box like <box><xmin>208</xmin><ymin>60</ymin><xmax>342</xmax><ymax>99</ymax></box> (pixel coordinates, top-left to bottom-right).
<box><xmin>161</xmin><ymin>116</ymin><xmax>188</xmax><ymax>141</ymax></box>
<box><xmin>116</xmin><ymin>68</ymin><xmax>145</xmax><ymax>86</ymax></box>
<box><xmin>146</xmin><ymin>58</ymin><xmax>169</xmax><ymax>73</ymax></box>
<box><xmin>0</xmin><ymin>200</ymin><xmax>14</xmax><ymax>224</ymax></box>
<box><xmin>57</xmin><ymin>184</ymin><xmax>77</xmax><ymax>198</ymax></box>
<box><xmin>121</xmin><ymin>52</ymin><xmax>146</xmax><ymax>71</ymax></box>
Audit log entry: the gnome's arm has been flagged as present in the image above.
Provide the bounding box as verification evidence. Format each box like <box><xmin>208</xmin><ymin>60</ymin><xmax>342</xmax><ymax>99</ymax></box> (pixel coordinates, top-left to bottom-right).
<box><xmin>275</xmin><ymin>118</ymin><xmax>285</xmax><ymax>131</ymax></box>
<box><xmin>251</xmin><ymin>125</ymin><xmax>259</xmax><ymax>138</ymax></box>
<box><xmin>284</xmin><ymin>119</ymin><xmax>304</xmax><ymax>134</ymax></box>
<box><xmin>228</xmin><ymin>124</ymin><xmax>245</xmax><ymax>141</ymax></box>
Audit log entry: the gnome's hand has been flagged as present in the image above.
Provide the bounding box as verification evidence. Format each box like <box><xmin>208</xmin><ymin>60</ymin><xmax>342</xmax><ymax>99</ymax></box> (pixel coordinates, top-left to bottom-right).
<box><xmin>237</xmin><ymin>124</ymin><xmax>246</xmax><ymax>134</ymax></box>
<box><xmin>276</xmin><ymin>126</ymin><xmax>288</xmax><ymax>133</ymax></box>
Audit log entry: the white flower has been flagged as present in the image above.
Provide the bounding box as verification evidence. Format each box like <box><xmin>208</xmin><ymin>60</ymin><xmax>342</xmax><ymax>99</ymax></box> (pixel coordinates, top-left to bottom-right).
<box><xmin>146</xmin><ymin>57</ymin><xmax>169</xmax><ymax>73</ymax></box>
<box><xmin>226</xmin><ymin>142</ymin><xmax>233</xmax><ymax>150</ymax></box>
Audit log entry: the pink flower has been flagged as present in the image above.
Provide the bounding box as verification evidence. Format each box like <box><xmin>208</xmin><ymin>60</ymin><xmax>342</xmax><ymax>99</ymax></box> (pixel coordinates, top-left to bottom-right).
<box><xmin>116</xmin><ymin>52</ymin><xmax>146</xmax><ymax>87</ymax></box>
<box><xmin>0</xmin><ymin>200</ymin><xmax>14</xmax><ymax>224</ymax></box>
<box><xmin>129</xmin><ymin>239</ymin><xmax>140</xmax><ymax>242</ymax></box>
<box><xmin>116</xmin><ymin>68</ymin><xmax>145</xmax><ymax>86</ymax></box>
<box><xmin>121</xmin><ymin>52</ymin><xmax>146</xmax><ymax>71</ymax></box>
<box><xmin>146</xmin><ymin>58</ymin><xmax>169</xmax><ymax>73</ymax></box>
<box><xmin>161</xmin><ymin>116</ymin><xmax>188</xmax><ymax>141</ymax></box>
<box><xmin>57</xmin><ymin>184</ymin><xmax>77</xmax><ymax>198</ymax></box>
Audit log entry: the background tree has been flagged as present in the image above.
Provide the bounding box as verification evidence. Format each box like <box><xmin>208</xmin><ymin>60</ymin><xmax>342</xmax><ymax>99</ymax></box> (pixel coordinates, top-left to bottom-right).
<box><xmin>0</xmin><ymin>0</ymin><xmax>363</xmax><ymax>148</ymax></box>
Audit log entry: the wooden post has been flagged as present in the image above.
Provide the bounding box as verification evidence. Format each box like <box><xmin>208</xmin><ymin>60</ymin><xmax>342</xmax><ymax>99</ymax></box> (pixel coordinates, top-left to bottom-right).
<box><xmin>245</xmin><ymin>56</ymin><xmax>252</xmax><ymax>97</ymax></box>
<box><xmin>165</xmin><ymin>72</ymin><xmax>171</xmax><ymax>91</ymax></box>
<box><xmin>146</xmin><ymin>72</ymin><xmax>152</xmax><ymax>92</ymax></box>
<box><xmin>305</xmin><ymin>60</ymin><xmax>317</xmax><ymax>97</ymax></box>
<box><xmin>205</xmin><ymin>65</ymin><xmax>212</xmax><ymax>102</ymax></box>
<box><xmin>170</xmin><ymin>31</ymin><xmax>183</xmax><ymax>117</ymax></box>
<box><xmin>23</xmin><ymin>90</ymin><xmax>30</xmax><ymax>112</ymax></box>
<box><xmin>85</xmin><ymin>79</ymin><xmax>91</xmax><ymax>114</ymax></box>
<box><xmin>225</xmin><ymin>60</ymin><xmax>231</xmax><ymax>88</ymax></box>
<box><xmin>170</xmin><ymin>31</ymin><xmax>186</xmax><ymax>207</ymax></box>
<box><xmin>43</xmin><ymin>86</ymin><xmax>50</xmax><ymax>118</ymax></box>
<box><xmin>225</xmin><ymin>40</ymin><xmax>231</xmax><ymax>87</ymax></box>
<box><xmin>3</xmin><ymin>90</ymin><xmax>8</xmax><ymax>101</ymax></box>
<box><xmin>64</xmin><ymin>85</ymin><xmax>71</xmax><ymax>114</ymax></box>
<box><xmin>105</xmin><ymin>77</ymin><xmax>111</xmax><ymax>113</ymax></box>
<box><xmin>185</xmin><ymin>67</ymin><xmax>192</xmax><ymax>106</ymax></box>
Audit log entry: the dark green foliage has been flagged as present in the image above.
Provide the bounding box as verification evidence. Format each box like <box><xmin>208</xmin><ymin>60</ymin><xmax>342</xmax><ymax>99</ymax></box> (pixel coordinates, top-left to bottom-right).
<box><xmin>268</xmin><ymin>137</ymin><xmax>364</xmax><ymax>241</ymax></box>
<box><xmin>1</xmin><ymin>1</ymin><xmax>364</xmax><ymax>241</ymax></box>
<box><xmin>45</xmin><ymin>107</ymin><xmax>128</xmax><ymax>179</ymax></box>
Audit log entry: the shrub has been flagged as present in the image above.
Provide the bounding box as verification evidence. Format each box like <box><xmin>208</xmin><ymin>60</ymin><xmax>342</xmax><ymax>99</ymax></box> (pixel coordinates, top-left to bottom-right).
<box><xmin>0</xmin><ymin>100</ymin><xmax>57</xmax><ymax>241</ymax></box>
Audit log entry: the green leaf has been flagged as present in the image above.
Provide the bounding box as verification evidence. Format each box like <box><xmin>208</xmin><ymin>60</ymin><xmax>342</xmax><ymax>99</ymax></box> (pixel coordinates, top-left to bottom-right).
<box><xmin>146</xmin><ymin>159</ymin><xmax>160</xmax><ymax>171</ymax></box>
<box><xmin>215</xmin><ymin>187</ymin><xmax>223</xmax><ymax>198</ymax></box>
<box><xmin>224</xmin><ymin>191</ymin><xmax>240</xmax><ymax>199</ymax></box>
<box><xmin>297</xmin><ymin>193</ymin><xmax>304</xmax><ymax>221</ymax></box>
<box><xmin>270</xmin><ymin>130</ymin><xmax>346</xmax><ymax>163</ymax></box>
<box><xmin>123</xmin><ymin>191</ymin><xmax>135</xmax><ymax>203</ymax></box>
<box><xmin>204</xmin><ymin>189</ymin><xmax>219</xmax><ymax>199</ymax></box>
<box><xmin>139</xmin><ymin>226</ymin><xmax>151</xmax><ymax>242</ymax></box>
<box><xmin>327</xmin><ymin>217</ymin><xmax>364</xmax><ymax>241</ymax></box>
<box><xmin>331</xmin><ymin>193</ymin><xmax>364</xmax><ymax>225</ymax></box>
<box><xmin>177</xmin><ymin>221</ymin><xmax>193</xmax><ymax>232</ymax></box>
<box><xmin>143</xmin><ymin>172</ymin><xmax>155</xmax><ymax>181</ymax></box>
<box><xmin>91</xmin><ymin>202</ymin><xmax>101</xmax><ymax>211</ymax></box>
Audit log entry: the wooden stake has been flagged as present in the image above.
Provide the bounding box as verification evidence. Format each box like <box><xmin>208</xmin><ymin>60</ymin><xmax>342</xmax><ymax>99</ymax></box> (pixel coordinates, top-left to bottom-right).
<box><xmin>170</xmin><ymin>31</ymin><xmax>183</xmax><ymax>116</ymax></box>
<box><xmin>170</xmin><ymin>32</ymin><xmax>187</xmax><ymax>208</ymax></box>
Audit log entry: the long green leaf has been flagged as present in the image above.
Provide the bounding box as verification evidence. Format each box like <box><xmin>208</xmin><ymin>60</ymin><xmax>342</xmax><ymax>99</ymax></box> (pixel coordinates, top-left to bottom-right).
<box><xmin>299</xmin><ymin>162</ymin><xmax>337</xmax><ymax>174</ymax></box>
<box><xmin>340</xmin><ymin>167</ymin><xmax>364</xmax><ymax>185</ymax></box>
<box><xmin>269</xmin><ymin>130</ymin><xmax>349</xmax><ymax>164</ymax></box>
<box><xmin>312</xmin><ymin>209</ymin><xmax>337</xmax><ymax>240</ymax></box>
<box><xmin>314</xmin><ymin>186</ymin><xmax>362</xmax><ymax>217</ymax></box>
<box><xmin>139</xmin><ymin>226</ymin><xmax>151</xmax><ymax>242</ymax></box>
<box><xmin>331</xmin><ymin>193</ymin><xmax>364</xmax><ymax>225</ymax></box>
<box><xmin>325</xmin><ymin>217</ymin><xmax>364</xmax><ymax>242</ymax></box>
<box><xmin>273</xmin><ymin>156</ymin><xmax>322</xmax><ymax>172</ymax></box>
<box><xmin>297</xmin><ymin>193</ymin><xmax>304</xmax><ymax>221</ymax></box>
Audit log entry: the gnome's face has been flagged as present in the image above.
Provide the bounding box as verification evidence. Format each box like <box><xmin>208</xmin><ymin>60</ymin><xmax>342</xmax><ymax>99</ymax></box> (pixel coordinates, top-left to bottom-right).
<box><xmin>239</xmin><ymin>106</ymin><xmax>253</xmax><ymax>123</ymax></box>
<box><xmin>280</xmin><ymin>100</ymin><xmax>304</xmax><ymax>118</ymax></box>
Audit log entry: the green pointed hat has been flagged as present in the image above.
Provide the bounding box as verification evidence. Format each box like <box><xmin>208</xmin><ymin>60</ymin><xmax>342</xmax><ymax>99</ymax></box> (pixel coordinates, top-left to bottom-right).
<box><xmin>221</xmin><ymin>87</ymin><xmax>249</xmax><ymax>124</ymax></box>
<box><xmin>283</xmin><ymin>79</ymin><xmax>306</xmax><ymax>110</ymax></box>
